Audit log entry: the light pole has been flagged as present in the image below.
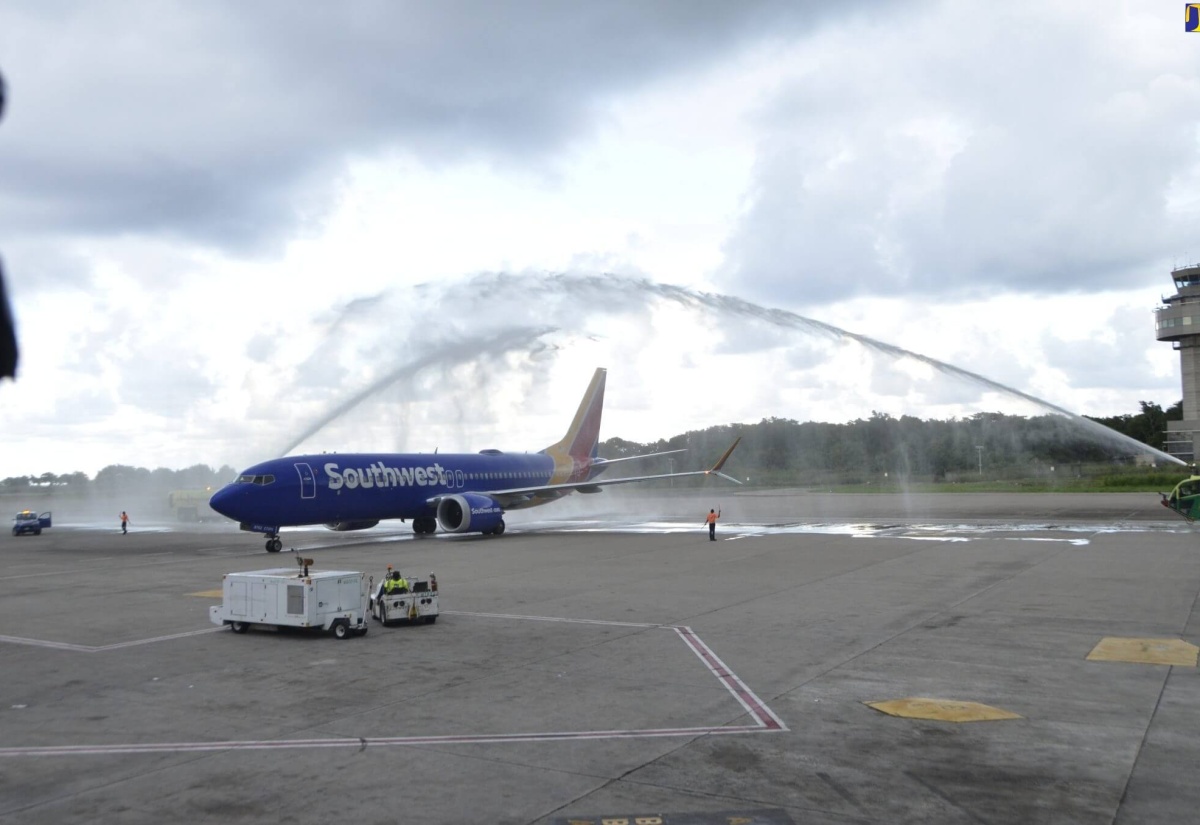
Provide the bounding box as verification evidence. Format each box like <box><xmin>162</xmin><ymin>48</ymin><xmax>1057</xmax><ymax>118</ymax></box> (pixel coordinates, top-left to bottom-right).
<box><xmin>975</xmin><ymin>445</ymin><xmax>983</xmax><ymax>476</ymax></box>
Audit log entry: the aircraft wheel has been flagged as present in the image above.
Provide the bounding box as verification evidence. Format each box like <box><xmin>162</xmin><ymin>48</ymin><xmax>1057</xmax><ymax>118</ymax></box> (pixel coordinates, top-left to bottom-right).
<box><xmin>268</xmin><ymin>538</ymin><xmax>282</xmax><ymax>552</ymax></box>
<box><xmin>493</xmin><ymin>519</ymin><xmax>505</xmax><ymax>536</ymax></box>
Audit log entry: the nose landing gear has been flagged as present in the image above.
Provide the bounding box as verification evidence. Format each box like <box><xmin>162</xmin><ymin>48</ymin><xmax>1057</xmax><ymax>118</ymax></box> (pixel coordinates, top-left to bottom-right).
<box><xmin>264</xmin><ymin>535</ymin><xmax>283</xmax><ymax>552</ymax></box>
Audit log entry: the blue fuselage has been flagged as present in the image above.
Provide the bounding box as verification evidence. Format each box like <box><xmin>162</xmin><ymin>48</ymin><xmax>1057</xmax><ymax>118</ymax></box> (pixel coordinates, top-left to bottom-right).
<box><xmin>209</xmin><ymin>452</ymin><xmax>565</xmax><ymax>530</ymax></box>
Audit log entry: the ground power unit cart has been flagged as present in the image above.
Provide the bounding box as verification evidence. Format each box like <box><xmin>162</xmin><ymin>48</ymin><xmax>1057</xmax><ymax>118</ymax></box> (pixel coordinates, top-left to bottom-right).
<box><xmin>210</xmin><ymin>558</ymin><xmax>369</xmax><ymax>639</ymax></box>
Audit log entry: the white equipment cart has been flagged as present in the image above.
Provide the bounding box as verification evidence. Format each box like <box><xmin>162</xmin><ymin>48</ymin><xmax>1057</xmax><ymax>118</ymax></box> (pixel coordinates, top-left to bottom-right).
<box><xmin>209</xmin><ymin>556</ymin><xmax>369</xmax><ymax>639</ymax></box>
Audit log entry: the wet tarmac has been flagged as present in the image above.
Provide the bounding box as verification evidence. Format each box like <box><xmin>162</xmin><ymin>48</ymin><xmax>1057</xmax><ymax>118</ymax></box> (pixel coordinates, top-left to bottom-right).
<box><xmin>1</xmin><ymin>489</ymin><xmax>1197</xmax><ymax>824</ymax></box>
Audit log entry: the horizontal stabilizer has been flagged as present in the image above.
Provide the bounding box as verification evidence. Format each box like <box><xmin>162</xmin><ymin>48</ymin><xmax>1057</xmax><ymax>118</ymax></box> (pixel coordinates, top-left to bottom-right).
<box><xmin>593</xmin><ymin>448</ymin><xmax>686</xmax><ymax>467</ymax></box>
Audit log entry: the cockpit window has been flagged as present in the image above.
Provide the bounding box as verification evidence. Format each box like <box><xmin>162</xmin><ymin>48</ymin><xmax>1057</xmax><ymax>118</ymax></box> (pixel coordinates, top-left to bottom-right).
<box><xmin>237</xmin><ymin>474</ymin><xmax>276</xmax><ymax>485</ymax></box>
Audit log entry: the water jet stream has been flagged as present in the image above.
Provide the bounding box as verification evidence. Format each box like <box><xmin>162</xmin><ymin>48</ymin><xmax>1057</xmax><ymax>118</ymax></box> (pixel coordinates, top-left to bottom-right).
<box><xmin>281</xmin><ymin>272</ymin><xmax>1182</xmax><ymax>467</ymax></box>
<box><xmin>473</xmin><ymin>273</ymin><xmax>1183</xmax><ymax>466</ymax></box>
<box><xmin>277</xmin><ymin>325</ymin><xmax>556</xmax><ymax>456</ymax></box>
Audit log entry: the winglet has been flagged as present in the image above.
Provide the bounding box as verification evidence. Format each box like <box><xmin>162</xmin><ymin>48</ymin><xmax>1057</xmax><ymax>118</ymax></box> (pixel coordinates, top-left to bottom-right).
<box><xmin>705</xmin><ymin>437</ymin><xmax>742</xmax><ymax>485</ymax></box>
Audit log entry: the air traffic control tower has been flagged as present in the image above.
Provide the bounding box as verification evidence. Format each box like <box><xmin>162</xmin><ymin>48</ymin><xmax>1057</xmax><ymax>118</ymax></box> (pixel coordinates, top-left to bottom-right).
<box><xmin>1155</xmin><ymin>264</ymin><xmax>1200</xmax><ymax>463</ymax></box>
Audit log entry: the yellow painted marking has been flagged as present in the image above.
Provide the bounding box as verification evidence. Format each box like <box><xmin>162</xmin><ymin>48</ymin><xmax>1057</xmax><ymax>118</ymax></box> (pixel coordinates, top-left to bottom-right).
<box><xmin>865</xmin><ymin>697</ymin><xmax>1022</xmax><ymax>722</ymax></box>
<box><xmin>1086</xmin><ymin>637</ymin><xmax>1198</xmax><ymax>667</ymax></box>
<box><xmin>187</xmin><ymin>589</ymin><xmax>224</xmax><ymax>598</ymax></box>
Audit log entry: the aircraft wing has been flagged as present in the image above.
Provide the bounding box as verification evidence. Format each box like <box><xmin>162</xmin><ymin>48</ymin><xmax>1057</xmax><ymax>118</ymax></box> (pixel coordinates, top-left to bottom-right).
<box><xmin>428</xmin><ymin>438</ymin><xmax>742</xmax><ymax>509</ymax></box>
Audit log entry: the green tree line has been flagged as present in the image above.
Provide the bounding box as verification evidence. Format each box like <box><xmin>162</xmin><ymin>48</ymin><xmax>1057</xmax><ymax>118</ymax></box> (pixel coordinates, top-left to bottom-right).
<box><xmin>600</xmin><ymin>401</ymin><xmax>1184</xmax><ymax>486</ymax></box>
<box><xmin>1</xmin><ymin>463</ymin><xmax>237</xmax><ymax>495</ymax></box>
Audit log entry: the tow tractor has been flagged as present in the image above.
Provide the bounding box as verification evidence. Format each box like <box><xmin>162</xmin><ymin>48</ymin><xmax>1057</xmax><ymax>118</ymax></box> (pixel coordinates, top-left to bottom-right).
<box><xmin>369</xmin><ymin>568</ymin><xmax>440</xmax><ymax>626</ymax></box>
<box><xmin>12</xmin><ymin>510</ymin><xmax>51</xmax><ymax>536</ymax></box>
<box><xmin>209</xmin><ymin>553</ymin><xmax>369</xmax><ymax>639</ymax></box>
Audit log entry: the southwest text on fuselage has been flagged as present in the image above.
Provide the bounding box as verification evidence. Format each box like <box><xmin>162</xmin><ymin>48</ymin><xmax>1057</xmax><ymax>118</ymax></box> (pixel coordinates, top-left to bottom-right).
<box><xmin>325</xmin><ymin>461</ymin><xmax>450</xmax><ymax>490</ymax></box>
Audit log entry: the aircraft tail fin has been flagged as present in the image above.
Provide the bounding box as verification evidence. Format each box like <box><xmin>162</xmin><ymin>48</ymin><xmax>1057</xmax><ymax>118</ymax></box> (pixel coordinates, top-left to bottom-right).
<box><xmin>542</xmin><ymin>368</ymin><xmax>606</xmax><ymax>462</ymax></box>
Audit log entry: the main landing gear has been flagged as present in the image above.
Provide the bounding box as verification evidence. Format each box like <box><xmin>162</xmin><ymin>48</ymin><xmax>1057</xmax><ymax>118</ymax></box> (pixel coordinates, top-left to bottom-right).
<box><xmin>264</xmin><ymin>535</ymin><xmax>282</xmax><ymax>553</ymax></box>
<box><xmin>410</xmin><ymin>516</ymin><xmax>506</xmax><ymax>536</ymax></box>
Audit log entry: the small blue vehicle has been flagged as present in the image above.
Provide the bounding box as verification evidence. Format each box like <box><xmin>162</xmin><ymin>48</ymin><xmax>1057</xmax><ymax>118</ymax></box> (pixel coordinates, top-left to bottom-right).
<box><xmin>12</xmin><ymin>510</ymin><xmax>51</xmax><ymax>536</ymax></box>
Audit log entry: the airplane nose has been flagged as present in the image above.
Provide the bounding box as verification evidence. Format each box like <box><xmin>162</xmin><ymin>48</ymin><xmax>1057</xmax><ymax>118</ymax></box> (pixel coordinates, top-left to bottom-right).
<box><xmin>208</xmin><ymin>485</ymin><xmax>241</xmax><ymax>520</ymax></box>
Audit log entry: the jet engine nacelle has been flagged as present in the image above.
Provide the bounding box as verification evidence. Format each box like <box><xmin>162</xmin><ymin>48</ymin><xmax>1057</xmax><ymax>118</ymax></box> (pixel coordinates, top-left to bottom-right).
<box><xmin>323</xmin><ymin>520</ymin><xmax>380</xmax><ymax>532</ymax></box>
<box><xmin>436</xmin><ymin>493</ymin><xmax>504</xmax><ymax>534</ymax></box>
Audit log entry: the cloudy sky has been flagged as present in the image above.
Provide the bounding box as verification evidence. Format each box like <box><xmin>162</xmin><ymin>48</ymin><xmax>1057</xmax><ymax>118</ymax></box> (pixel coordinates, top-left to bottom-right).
<box><xmin>0</xmin><ymin>0</ymin><xmax>1197</xmax><ymax>478</ymax></box>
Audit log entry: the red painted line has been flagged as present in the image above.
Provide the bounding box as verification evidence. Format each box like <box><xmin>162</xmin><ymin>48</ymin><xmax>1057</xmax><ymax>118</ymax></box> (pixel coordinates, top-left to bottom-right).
<box><xmin>674</xmin><ymin>626</ymin><xmax>787</xmax><ymax>731</ymax></box>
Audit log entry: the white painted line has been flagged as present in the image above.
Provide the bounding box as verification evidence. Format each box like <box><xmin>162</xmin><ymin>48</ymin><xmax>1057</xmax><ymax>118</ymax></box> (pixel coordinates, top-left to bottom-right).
<box><xmin>0</xmin><ymin>571</ymin><xmax>77</xmax><ymax>581</ymax></box>
<box><xmin>0</xmin><ymin>610</ymin><xmax>787</xmax><ymax>758</ymax></box>
<box><xmin>0</xmin><ymin>635</ymin><xmax>94</xmax><ymax>653</ymax></box>
<box><xmin>443</xmin><ymin>610</ymin><xmax>661</xmax><ymax>629</ymax></box>
<box><xmin>94</xmin><ymin>627</ymin><xmax>225</xmax><ymax>650</ymax></box>
<box><xmin>0</xmin><ymin>627</ymin><xmax>223</xmax><ymax>653</ymax></box>
<box><xmin>0</xmin><ymin>724</ymin><xmax>779</xmax><ymax>758</ymax></box>
<box><xmin>0</xmin><ymin>552</ymin><xmax>248</xmax><ymax>581</ymax></box>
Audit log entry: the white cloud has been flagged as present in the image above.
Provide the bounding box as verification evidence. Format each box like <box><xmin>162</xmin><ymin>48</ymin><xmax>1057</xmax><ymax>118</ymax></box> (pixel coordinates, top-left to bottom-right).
<box><xmin>719</xmin><ymin>0</ymin><xmax>1200</xmax><ymax>305</ymax></box>
<box><xmin>0</xmin><ymin>1</ymin><xmax>1194</xmax><ymax>478</ymax></box>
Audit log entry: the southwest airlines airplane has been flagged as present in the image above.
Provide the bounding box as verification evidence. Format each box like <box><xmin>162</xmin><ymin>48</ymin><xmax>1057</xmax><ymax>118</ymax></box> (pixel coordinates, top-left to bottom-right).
<box><xmin>209</xmin><ymin>368</ymin><xmax>741</xmax><ymax>551</ymax></box>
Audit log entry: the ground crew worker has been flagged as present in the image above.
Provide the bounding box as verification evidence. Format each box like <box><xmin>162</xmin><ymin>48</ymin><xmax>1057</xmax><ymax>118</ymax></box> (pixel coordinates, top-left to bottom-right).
<box><xmin>705</xmin><ymin>508</ymin><xmax>720</xmax><ymax>541</ymax></box>
<box><xmin>429</xmin><ymin>573</ymin><xmax>438</xmax><ymax>592</ymax></box>
<box><xmin>384</xmin><ymin>571</ymin><xmax>409</xmax><ymax>594</ymax></box>
<box><xmin>120</xmin><ymin>511</ymin><xmax>129</xmax><ymax>535</ymax></box>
